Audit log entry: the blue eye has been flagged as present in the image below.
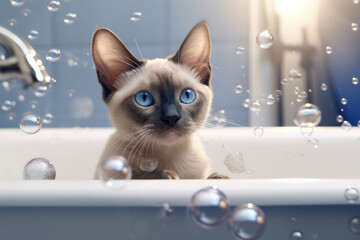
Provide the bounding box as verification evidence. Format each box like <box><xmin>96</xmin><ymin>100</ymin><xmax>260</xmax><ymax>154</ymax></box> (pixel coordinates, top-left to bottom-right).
<box><xmin>134</xmin><ymin>90</ymin><xmax>154</xmax><ymax>107</ymax></box>
<box><xmin>180</xmin><ymin>88</ymin><xmax>196</xmax><ymax>104</ymax></box>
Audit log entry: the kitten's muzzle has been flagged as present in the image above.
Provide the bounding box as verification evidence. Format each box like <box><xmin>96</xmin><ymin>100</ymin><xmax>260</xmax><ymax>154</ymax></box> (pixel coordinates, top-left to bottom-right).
<box><xmin>161</xmin><ymin>102</ymin><xmax>181</xmax><ymax>128</ymax></box>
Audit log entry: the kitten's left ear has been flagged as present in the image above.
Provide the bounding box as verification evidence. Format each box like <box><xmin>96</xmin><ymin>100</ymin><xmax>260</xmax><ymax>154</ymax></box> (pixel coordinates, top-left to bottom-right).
<box><xmin>170</xmin><ymin>21</ymin><xmax>211</xmax><ymax>86</ymax></box>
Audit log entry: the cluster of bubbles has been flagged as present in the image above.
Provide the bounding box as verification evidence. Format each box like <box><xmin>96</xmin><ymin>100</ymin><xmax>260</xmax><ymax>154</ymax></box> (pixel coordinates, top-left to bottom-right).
<box><xmin>23</xmin><ymin>158</ymin><xmax>56</xmax><ymax>180</ymax></box>
<box><xmin>189</xmin><ymin>187</ymin><xmax>266</xmax><ymax>239</ymax></box>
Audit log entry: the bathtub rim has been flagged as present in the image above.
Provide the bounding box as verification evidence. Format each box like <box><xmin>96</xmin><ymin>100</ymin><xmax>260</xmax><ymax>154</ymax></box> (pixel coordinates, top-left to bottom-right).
<box><xmin>0</xmin><ymin>178</ymin><xmax>359</xmax><ymax>207</ymax></box>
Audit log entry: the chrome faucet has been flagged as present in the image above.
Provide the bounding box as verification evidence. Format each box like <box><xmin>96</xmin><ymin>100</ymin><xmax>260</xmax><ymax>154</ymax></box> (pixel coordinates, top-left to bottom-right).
<box><xmin>0</xmin><ymin>26</ymin><xmax>50</xmax><ymax>88</ymax></box>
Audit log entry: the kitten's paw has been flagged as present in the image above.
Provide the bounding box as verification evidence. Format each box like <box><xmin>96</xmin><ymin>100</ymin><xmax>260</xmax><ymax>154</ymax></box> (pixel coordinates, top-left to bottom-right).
<box><xmin>207</xmin><ymin>172</ymin><xmax>230</xmax><ymax>179</ymax></box>
<box><xmin>133</xmin><ymin>170</ymin><xmax>179</xmax><ymax>179</ymax></box>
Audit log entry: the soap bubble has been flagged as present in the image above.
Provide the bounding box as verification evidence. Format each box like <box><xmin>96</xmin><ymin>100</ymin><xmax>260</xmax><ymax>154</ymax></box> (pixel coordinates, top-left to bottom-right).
<box><xmin>213</xmin><ymin>109</ymin><xmax>226</xmax><ymax>127</ymax></box>
<box><xmin>139</xmin><ymin>158</ymin><xmax>159</xmax><ymax>172</ymax></box>
<box><xmin>227</xmin><ymin>203</ymin><xmax>265</xmax><ymax>240</ymax></box>
<box><xmin>344</xmin><ymin>187</ymin><xmax>359</xmax><ymax>203</ymax></box>
<box><xmin>243</xmin><ymin>98</ymin><xmax>250</xmax><ymax>108</ymax></box>
<box><xmin>64</xmin><ymin>13</ymin><xmax>77</xmax><ymax>24</ymax></box>
<box><xmin>68</xmin><ymin>89</ymin><xmax>75</xmax><ymax>97</ymax></box>
<box><xmin>290</xmin><ymin>231</ymin><xmax>304</xmax><ymax>240</ymax></box>
<box><xmin>236</xmin><ymin>46</ymin><xmax>246</xmax><ymax>55</ymax></box>
<box><xmin>307</xmin><ymin>138</ymin><xmax>319</xmax><ymax>149</ymax></box>
<box><xmin>47</xmin><ymin>0</ymin><xmax>60</xmax><ymax>12</ymax></box>
<box><xmin>24</xmin><ymin>158</ymin><xmax>56</xmax><ymax>180</ymax></box>
<box><xmin>189</xmin><ymin>187</ymin><xmax>230</xmax><ymax>229</ymax></box>
<box><xmin>256</xmin><ymin>30</ymin><xmax>273</xmax><ymax>49</ymax></box>
<box><xmin>8</xmin><ymin>112</ymin><xmax>16</xmax><ymax>121</ymax></box>
<box><xmin>281</xmin><ymin>78</ymin><xmax>289</xmax><ymax>85</ymax></box>
<box><xmin>300</xmin><ymin>126</ymin><xmax>313</xmax><ymax>137</ymax></box>
<box><xmin>294</xmin><ymin>103</ymin><xmax>321</xmax><ymax>127</ymax></box>
<box><xmin>288</xmin><ymin>69</ymin><xmax>302</xmax><ymax>79</ymax></box>
<box><xmin>351</xmin><ymin>23</ymin><xmax>359</xmax><ymax>31</ymax></box>
<box><xmin>2</xmin><ymin>100</ymin><xmax>14</xmax><ymax>111</ymax></box>
<box><xmin>10</xmin><ymin>0</ymin><xmax>25</xmax><ymax>7</ymax></box>
<box><xmin>352</xmin><ymin>77</ymin><xmax>359</xmax><ymax>85</ymax></box>
<box><xmin>298</xmin><ymin>91</ymin><xmax>307</xmax><ymax>100</ymax></box>
<box><xmin>99</xmin><ymin>156</ymin><xmax>132</xmax><ymax>188</ymax></box>
<box><xmin>130</xmin><ymin>12</ymin><xmax>142</xmax><ymax>22</ymax></box>
<box><xmin>8</xmin><ymin>18</ymin><xmax>16</xmax><ymax>27</ymax></box>
<box><xmin>224</xmin><ymin>152</ymin><xmax>245</xmax><ymax>173</ymax></box>
<box><xmin>29</xmin><ymin>100</ymin><xmax>38</xmax><ymax>109</ymax></box>
<box><xmin>336</xmin><ymin>115</ymin><xmax>344</xmax><ymax>123</ymax></box>
<box><xmin>320</xmin><ymin>83</ymin><xmax>327</xmax><ymax>91</ymax></box>
<box><xmin>325</xmin><ymin>46</ymin><xmax>332</xmax><ymax>54</ymax></box>
<box><xmin>43</xmin><ymin>113</ymin><xmax>54</xmax><ymax>124</ymax></box>
<box><xmin>19</xmin><ymin>113</ymin><xmax>42</xmax><ymax>134</ymax></box>
<box><xmin>250</xmin><ymin>100</ymin><xmax>261</xmax><ymax>113</ymax></box>
<box><xmin>341</xmin><ymin>120</ymin><xmax>352</xmax><ymax>131</ymax></box>
<box><xmin>18</xmin><ymin>94</ymin><xmax>25</xmax><ymax>102</ymax></box>
<box><xmin>341</xmin><ymin>98</ymin><xmax>347</xmax><ymax>105</ymax></box>
<box><xmin>22</xmin><ymin>8</ymin><xmax>31</xmax><ymax>17</ymax></box>
<box><xmin>46</xmin><ymin>48</ymin><xmax>61</xmax><ymax>62</ymax></box>
<box><xmin>349</xmin><ymin>217</ymin><xmax>360</xmax><ymax>234</ymax></box>
<box><xmin>254</xmin><ymin>126</ymin><xmax>264</xmax><ymax>137</ymax></box>
<box><xmin>34</xmin><ymin>85</ymin><xmax>47</xmax><ymax>97</ymax></box>
<box><xmin>27</xmin><ymin>30</ymin><xmax>39</xmax><ymax>40</ymax></box>
<box><xmin>234</xmin><ymin>84</ymin><xmax>243</xmax><ymax>94</ymax></box>
<box><xmin>265</xmin><ymin>94</ymin><xmax>275</xmax><ymax>105</ymax></box>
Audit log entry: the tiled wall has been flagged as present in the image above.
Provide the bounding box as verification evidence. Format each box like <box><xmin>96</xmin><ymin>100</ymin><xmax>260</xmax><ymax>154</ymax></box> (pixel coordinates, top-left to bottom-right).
<box><xmin>0</xmin><ymin>0</ymin><xmax>249</xmax><ymax>128</ymax></box>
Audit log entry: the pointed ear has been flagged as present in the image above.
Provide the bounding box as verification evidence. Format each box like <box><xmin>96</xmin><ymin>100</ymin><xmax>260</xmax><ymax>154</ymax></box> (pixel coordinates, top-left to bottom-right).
<box><xmin>170</xmin><ymin>21</ymin><xmax>211</xmax><ymax>86</ymax></box>
<box><xmin>91</xmin><ymin>27</ymin><xmax>142</xmax><ymax>101</ymax></box>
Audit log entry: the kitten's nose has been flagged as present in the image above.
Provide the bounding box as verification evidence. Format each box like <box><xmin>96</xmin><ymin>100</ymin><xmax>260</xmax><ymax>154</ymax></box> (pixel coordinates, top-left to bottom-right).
<box><xmin>161</xmin><ymin>103</ymin><xmax>181</xmax><ymax>128</ymax></box>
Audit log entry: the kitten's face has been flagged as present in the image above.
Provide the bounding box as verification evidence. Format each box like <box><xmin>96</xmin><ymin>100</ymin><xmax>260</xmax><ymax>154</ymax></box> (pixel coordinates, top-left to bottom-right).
<box><xmin>92</xmin><ymin>22</ymin><xmax>212</xmax><ymax>144</ymax></box>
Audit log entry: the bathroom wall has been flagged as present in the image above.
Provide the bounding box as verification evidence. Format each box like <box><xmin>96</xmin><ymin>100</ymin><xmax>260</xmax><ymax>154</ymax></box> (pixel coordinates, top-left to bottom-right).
<box><xmin>0</xmin><ymin>0</ymin><xmax>249</xmax><ymax>128</ymax></box>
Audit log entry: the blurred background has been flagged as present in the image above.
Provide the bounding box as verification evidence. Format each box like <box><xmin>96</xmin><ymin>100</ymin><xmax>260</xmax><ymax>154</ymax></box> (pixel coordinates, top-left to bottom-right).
<box><xmin>0</xmin><ymin>0</ymin><xmax>359</xmax><ymax>128</ymax></box>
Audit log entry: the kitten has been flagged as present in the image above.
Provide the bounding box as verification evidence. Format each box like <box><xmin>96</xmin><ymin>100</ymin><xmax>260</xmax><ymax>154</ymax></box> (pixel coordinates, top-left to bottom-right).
<box><xmin>92</xmin><ymin>21</ymin><xmax>227</xmax><ymax>179</ymax></box>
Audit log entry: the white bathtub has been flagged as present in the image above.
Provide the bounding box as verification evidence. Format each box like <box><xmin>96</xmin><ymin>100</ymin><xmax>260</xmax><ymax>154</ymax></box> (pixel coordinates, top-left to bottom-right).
<box><xmin>0</xmin><ymin>127</ymin><xmax>359</xmax><ymax>240</ymax></box>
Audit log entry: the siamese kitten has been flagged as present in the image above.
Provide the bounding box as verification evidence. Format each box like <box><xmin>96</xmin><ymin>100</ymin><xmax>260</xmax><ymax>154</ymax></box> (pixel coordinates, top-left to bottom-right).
<box><xmin>92</xmin><ymin>21</ymin><xmax>226</xmax><ymax>179</ymax></box>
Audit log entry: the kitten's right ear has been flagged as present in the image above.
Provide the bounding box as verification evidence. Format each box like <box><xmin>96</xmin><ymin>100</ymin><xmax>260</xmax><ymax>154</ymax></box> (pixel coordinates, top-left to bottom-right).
<box><xmin>91</xmin><ymin>27</ymin><xmax>142</xmax><ymax>101</ymax></box>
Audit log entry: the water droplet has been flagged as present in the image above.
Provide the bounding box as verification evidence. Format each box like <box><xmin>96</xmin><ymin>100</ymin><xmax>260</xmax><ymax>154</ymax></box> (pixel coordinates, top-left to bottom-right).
<box><xmin>243</xmin><ymin>98</ymin><xmax>250</xmax><ymax>108</ymax></box>
<box><xmin>27</xmin><ymin>30</ymin><xmax>39</xmax><ymax>40</ymax></box>
<box><xmin>227</xmin><ymin>203</ymin><xmax>265</xmax><ymax>240</ymax></box>
<box><xmin>22</xmin><ymin>8</ymin><xmax>31</xmax><ymax>16</ymax></box>
<box><xmin>256</xmin><ymin>29</ymin><xmax>274</xmax><ymax>49</ymax></box>
<box><xmin>341</xmin><ymin>98</ymin><xmax>347</xmax><ymax>105</ymax></box>
<box><xmin>18</xmin><ymin>94</ymin><xmax>25</xmax><ymax>102</ymax></box>
<box><xmin>189</xmin><ymin>187</ymin><xmax>230</xmax><ymax>229</ymax></box>
<box><xmin>281</xmin><ymin>78</ymin><xmax>289</xmax><ymax>85</ymax></box>
<box><xmin>24</xmin><ymin>158</ymin><xmax>56</xmax><ymax>180</ymax></box>
<box><xmin>19</xmin><ymin>113</ymin><xmax>42</xmax><ymax>134</ymax></box>
<box><xmin>325</xmin><ymin>46</ymin><xmax>333</xmax><ymax>54</ymax></box>
<box><xmin>46</xmin><ymin>48</ymin><xmax>61</xmax><ymax>62</ymax></box>
<box><xmin>236</xmin><ymin>46</ymin><xmax>246</xmax><ymax>55</ymax></box>
<box><xmin>294</xmin><ymin>103</ymin><xmax>322</xmax><ymax>127</ymax></box>
<box><xmin>352</xmin><ymin>77</ymin><xmax>359</xmax><ymax>85</ymax></box>
<box><xmin>234</xmin><ymin>84</ymin><xmax>243</xmax><ymax>94</ymax></box>
<box><xmin>254</xmin><ymin>126</ymin><xmax>264</xmax><ymax>137</ymax></box>
<box><xmin>213</xmin><ymin>109</ymin><xmax>226</xmax><ymax>126</ymax></box>
<box><xmin>34</xmin><ymin>85</ymin><xmax>47</xmax><ymax>97</ymax></box>
<box><xmin>139</xmin><ymin>158</ymin><xmax>159</xmax><ymax>172</ymax></box>
<box><xmin>43</xmin><ymin>113</ymin><xmax>54</xmax><ymax>124</ymax></box>
<box><xmin>290</xmin><ymin>231</ymin><xmax>304</xmax><ymax>240</ymax></box>
<box><xmin>130</xmin><ymin>12</ymin><xmax>142</xmax><ymax>22</ymax></box>
<box><xmin>341</xmin><ymin>120</ymin><xmax>352</xmax><ymax>131</ymax></box>
<box><xmin>8</xmin><ymin>18</ymin><xmax>17</xmax><ymax>27</ymax></box>
<box><xmin>224</xmin><ymin>152</ymin><xmax>245</xmax><ymax>173</ymax></box>
<box><xmin>351</xmin><ymin>23</ymin><xmax>359</xmax><ymax>31</ymax></box>
<box><xmin>64</xmin><ymin>13</ymin><xmax>76</xmax><ymax>24</ymax></box>
<box><xmin>1</xmin><ymin>100</ymin><xmax>13</xmax><ymax>111</ymax></box>
<box><xmin>10</xmin><ymin>0</ymin><xmax>25</xmax><ymax>7</ymax></box>
<box><xmin>47</xmin><ymin>0</ymin><xmax>60</xmax><ymax>12</ymax></box>
<box><xmin>344</xmin><ymin>187</ymin><xmax>359</xmax><ymax>203</ymax></box>
<box><xmin>349</xmin><ymin>216</ymin><xmax>360</xmax><ymax>234</ymax></box>
<box><xmin>336</xmin><ymin>115</ymin><xmax>344</xmax><ymax>123</ymax></box>
<box><xmin>321</xmin><ymin>83</ymin><xmax>328</xmax><ymax>91</ymax></box>
<box><xmin>250</xmin><ymin>100</ymin><xmax>262</xmax><ymax>112</ymax></box>
<box><xmin>99</xmin><ymin>156</ymin><xmax>132</xmax><ymax>188</ymax></box>
<box><xmin>300</xmin><ymin>126</ymin><xmax>313</xmax><ymax>137</ymax></box>
<box><xmin>288</xmin><ymin>69</ymin><xmax>302</xmax><ymax>79</ymax></box>
<box><xmin>307</xmin><ymin>138</ymin><xmax>319</xmax><ymax>149</ymax></box>
<box><xmin>266</xmin><ymin>94</ymin><xmax>275</xmax><ymax>105</ymax></box>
